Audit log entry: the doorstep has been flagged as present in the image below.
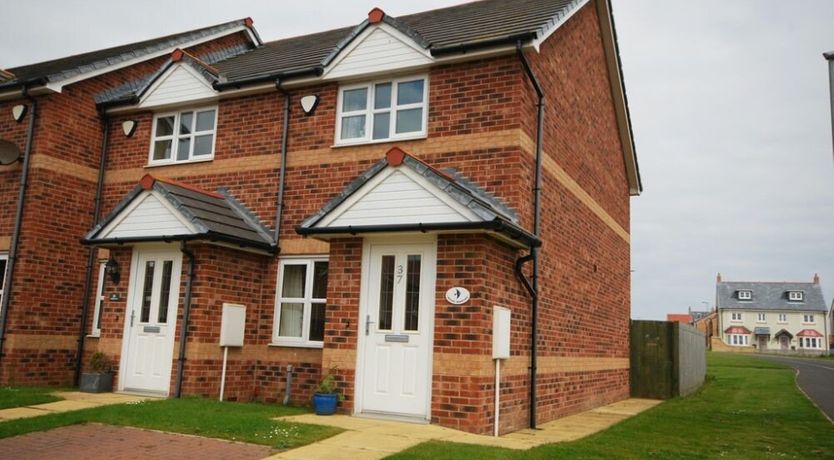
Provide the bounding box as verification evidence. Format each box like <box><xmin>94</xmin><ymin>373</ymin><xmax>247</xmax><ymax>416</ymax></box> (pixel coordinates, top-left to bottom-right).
<box><xmin>265</xmin><ymin>398</ymin><xmax>662</xmax><ymax>459</ymax></box>
<box><xmin>0</xmin><ymin>391</ymin><xmax>155</xmax><ymax>421</ymax></box>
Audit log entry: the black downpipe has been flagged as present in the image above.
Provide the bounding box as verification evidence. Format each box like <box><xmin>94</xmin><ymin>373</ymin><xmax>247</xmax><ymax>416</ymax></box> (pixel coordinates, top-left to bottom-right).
<box><xmin>174</xmin><ymin>241</ymin><xmax>195</xmax><ymax>398</ymax></box>
<box><xmin>515</xmin><ymin>41</ymin><xmax>545</xmax><ymax>430</ymax></box>
<box><xmin>73</xmin><ymin>111</ymin><xmax>110</xmax><ymax>385</ymax></box>
<box><xmin>0</xmin><ymin>89</ymin><xmax>37</xmax><ymax>366</ymax></box>
<box><xmin>274</xmin><ymin>79</ymin><xmax>291</xmax><ymax>247</ymax></box>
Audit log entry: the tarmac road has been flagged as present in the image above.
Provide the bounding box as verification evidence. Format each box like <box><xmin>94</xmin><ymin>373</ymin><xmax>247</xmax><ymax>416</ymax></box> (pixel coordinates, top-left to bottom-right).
<box><xmin>756</xmin><ymin>354</ymin><xmax>834</xmax><ymax>422</ymax></box>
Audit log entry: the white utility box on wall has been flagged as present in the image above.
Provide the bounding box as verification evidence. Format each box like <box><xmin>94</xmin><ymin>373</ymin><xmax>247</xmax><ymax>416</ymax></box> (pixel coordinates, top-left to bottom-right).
<box><xmin>220</xmin><ymin>303</ymin><xmax>246</xmax><ymax>347</ymax></box>
<box><xmin>492</xmin><ymin>306</ymin><xmax>511</xmax><ymax>359</ymax></box>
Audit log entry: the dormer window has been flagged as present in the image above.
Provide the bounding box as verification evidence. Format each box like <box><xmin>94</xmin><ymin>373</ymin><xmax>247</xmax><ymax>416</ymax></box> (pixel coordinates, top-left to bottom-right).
<box><xmin>737</xmin><ymin>290</ymin><xmax>752</xmax><ymax>300</ymax></box>
<box><xmin>336</xmin><ymin>76</ymin><xmax>428</xmax><ymax>145</ymax></box>
<box><xmin>788</xmin><ymin>291</ymin><xmax>804</xmax><ymax>302</ymax></box>
<box><xmin>149</xmin><ymin>107</ymin><xmax>217</xmax><ymax>165</ymax></box>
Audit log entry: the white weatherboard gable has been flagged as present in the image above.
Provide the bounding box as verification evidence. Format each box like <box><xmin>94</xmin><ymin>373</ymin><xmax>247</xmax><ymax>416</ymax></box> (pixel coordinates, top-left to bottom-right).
<box><xmin>98</xmin><ymin>190</ymin><xmax>197</xmax><ymax>239</ymax></box>
<box><xmin>323</xmin><ymin>23</ymin><xmax>433</xmax><ymax>80</ymax></box>
<box><xmin>139</xmin><ymin>63</ymin><xmax>217</xmax><ymax>109</ymax></box>
<box><xmin>316</xmin><ymin>166</ymin><xmax>480</xmax><ymax>228</ymax></box>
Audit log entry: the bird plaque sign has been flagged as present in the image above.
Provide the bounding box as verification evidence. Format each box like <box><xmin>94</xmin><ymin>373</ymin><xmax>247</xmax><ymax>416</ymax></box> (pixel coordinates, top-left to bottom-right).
<box><xmin>445</xmin><ymin>287</ymin><xmax>470</xmax><ymax>305</ymax></box>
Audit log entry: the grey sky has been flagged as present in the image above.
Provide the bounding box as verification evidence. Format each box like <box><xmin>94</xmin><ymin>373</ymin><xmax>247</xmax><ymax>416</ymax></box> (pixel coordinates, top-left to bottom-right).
<box><xmin>2</xmin><ymin>1</ymin><xmax>832</xmax><ymax>320</ymax></box>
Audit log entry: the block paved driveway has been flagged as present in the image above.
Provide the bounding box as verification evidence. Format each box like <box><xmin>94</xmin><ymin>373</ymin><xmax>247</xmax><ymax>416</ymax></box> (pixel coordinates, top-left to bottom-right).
<box><xmin>0</xmin><ymin>423</ymin><xmax>273</xmax><ymax>460</ymax></box>
<box><xmin>756</xmin><ymin>355</ymin><xmax>834</xmax><ymax>422</ymax></box>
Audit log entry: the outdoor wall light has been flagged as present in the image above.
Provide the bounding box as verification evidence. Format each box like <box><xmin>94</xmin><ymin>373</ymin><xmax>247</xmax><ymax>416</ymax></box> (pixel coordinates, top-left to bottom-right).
<box><xmin>300</xmin><ymin>95</ymin><xmax>319</xmax><ymax>115</ymax></box>
<box><xmin>122</xmin><ymin>120</ymin><xmax>137</xmax><ymax>137</ymax></box>
<box><xmin>11</xmin><ymin>104</ymin><xmax>27</xmax><ymax>122</ymax></box>
<box><xmin>105</xmin><ymin>257</ymin><xmax>121</xmax><ymax>285</ymax></box>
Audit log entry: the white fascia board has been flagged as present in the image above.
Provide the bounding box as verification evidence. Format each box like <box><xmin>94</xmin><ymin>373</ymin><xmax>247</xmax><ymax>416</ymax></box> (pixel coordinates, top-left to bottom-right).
<box><xmin>44</xmin><ymin>25</ymin><xmax>251</xmax><ymax>93</ymax></box>
<box><xmin>531</xmin><ymin>0</ymin><xmax>591</xmax><ymax>52</ymax></box>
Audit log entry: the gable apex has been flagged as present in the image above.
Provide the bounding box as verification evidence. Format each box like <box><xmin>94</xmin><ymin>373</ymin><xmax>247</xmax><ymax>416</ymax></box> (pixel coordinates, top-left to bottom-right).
<box><xmin>138</xmin><ymin>62</ymin><xmax>218</xmax><ymax>109</ymax></box>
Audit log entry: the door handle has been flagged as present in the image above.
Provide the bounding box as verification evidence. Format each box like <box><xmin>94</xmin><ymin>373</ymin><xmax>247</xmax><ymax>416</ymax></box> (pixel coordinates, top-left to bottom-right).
<box><xmin>365</xmin><ymin>315</ymin><xmax>375</xmax><ymax>336</ymax></box>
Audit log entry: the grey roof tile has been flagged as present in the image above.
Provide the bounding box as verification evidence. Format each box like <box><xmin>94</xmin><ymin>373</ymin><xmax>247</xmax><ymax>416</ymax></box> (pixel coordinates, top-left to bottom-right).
<box><xmin>716</xmin><ymin>281</ymin><xmax>827</xmax><ymax>312</ymax></box>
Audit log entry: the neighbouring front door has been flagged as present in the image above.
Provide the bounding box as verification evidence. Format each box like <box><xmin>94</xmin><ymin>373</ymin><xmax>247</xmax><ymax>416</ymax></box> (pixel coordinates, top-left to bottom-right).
<box><xmin>757</xmin><ymin>335</ymin><xmax>768</xmax><ymax>351</ymax></box>
<box><xmin>121</xmin><ymin>248</ymin><xmax>182</xmax><ymax>394</ymax></box>
<box><xmin>780</xmin><ymin>336</ymin><xmax>789</xmax><ymax>350</ymax></box>
<box><xmin>358</xmin><ymin>239</ymin><xmax>437</xmax><ymax>419</ymax></box>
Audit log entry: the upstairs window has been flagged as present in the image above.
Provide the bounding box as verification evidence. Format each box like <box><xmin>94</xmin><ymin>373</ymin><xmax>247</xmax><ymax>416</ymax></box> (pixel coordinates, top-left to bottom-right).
<box><xmin>149</xmin><ymin>107</ymin><xmax>217</xmax><ymax>165</ymax></box>
<box><xmin>731</xmin><ymin>312</ymin><xmax>743</xmax><ymax>321</ymax></box>
<box><xmin>336</xmin><ymin>76</ymin><xmax>427</xmax><ymax>145</ymax></box>
<box><xmin>788</xmin><ymin>291</ymin><xmax>804</xmax><ymax>302</ymax></box>
<box><xmin>737</xmin><ymin>290</ymin><xmax>752</xmax><ymax>300</ymax></box>
<box><xmin>756</xmin><ymin>313</ymin><xmax>766</xmax><ymax>322</ymax></box>
<box><xmin>778</xmin><ymin>313</ymin><xmax>787</xmax><ymax>323</ymax></box>
<box><xmin>803</xmin><ymin>314</ymin><xmax>815</xmax><ymax>324</ymax></box>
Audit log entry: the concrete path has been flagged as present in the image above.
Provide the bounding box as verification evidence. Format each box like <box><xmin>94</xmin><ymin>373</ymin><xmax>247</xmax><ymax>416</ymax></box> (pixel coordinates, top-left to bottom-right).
<box><xmin>756</xmin><ymin>355</ymin><xmax>834</xmax><ymax>422</ymax></box>
<box><xmin>0</xmin><ymin>423</ymin><xmax>272</xmax><ymax>460</ymax></box>
<box><xmin>266</xmin><ymin>398</ymin><xmax>661</xmax><ymax>459</ymax></box>
<box><xmin>0</xmin><ymin>391</ymin><xmax>151</xmax><ymax>421</ymax></box>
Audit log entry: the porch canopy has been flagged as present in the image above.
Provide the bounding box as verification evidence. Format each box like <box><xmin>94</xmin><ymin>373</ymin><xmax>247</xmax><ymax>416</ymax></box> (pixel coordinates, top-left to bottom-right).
<box><xmin>296</xmin><ymin>147</ymin><xmax>540</xmax><ymax>249</ymax></box>
<box><xmin>753</xmin><ymin>327</ymin><xmax>770</xmax><ymax>336</ymax></box>
<box><xmin>83</xmin><ymin>174</ymin><xmax>274</xmax><ymax>253</ymax></box>
<box><xmin>774</xmin><ymin>329</ymin><xmax>793</xmax><ymax>339</ymax></box>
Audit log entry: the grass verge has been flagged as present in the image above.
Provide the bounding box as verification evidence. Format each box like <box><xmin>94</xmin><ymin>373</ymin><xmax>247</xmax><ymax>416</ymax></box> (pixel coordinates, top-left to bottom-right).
<box><xmin>388</xmin><ymin>352</ymin><xmax>834</xmax><ymax>459</ymax></box>
<box><xmin>0</xmin><ymin>386</ymin><xmax>63</xmax><ymax>410</ymax></box>
<box><xmin>0</xmin><ymin>397</ymin><xmax>341</xmax><ymax>450</ymax></box>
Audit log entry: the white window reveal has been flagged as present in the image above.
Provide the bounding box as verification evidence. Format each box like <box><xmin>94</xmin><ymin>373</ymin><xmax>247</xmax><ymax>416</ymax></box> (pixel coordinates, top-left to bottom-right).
<box><xmin>728</xmin><ymin>334</ymin><xmax>749</xmax><ymax>346</ymax></box>
<box><xmin>803</xmin><ymin>314</ymin><xmax>815</xmax><ymax>324</ymax></box>
<box><xmin>149</xmin><ymin>107</ymin><xmax>217</xmax><ymax>165</ymax></box>
<box><xmin>778</xmin><ymin>313</ymin><xmax>787</xmax><ymax>323</ymax></box>
<box><xmin>273</xmin><ymin>258</ymin><xmax>329</xmax><ymax>347</ymax></box>
<box><xmin>738</xmin><ymin>290</ymin><xmax>752</xmax><ymax>300</ymax></box>
<box><xmin>788</xmin><ymin>291</ymin><xmax>804</xmax><ymax>302</ymax></box>
<box><xmin>0</xmin><ymin>253</ymin><xmax>7</xmax><ymax>310</ymax></box>
<box><xmin>90</xmin><ymin>262</ymin><xmax>107</xmax><ymax>336</ymax></box>
<box><xmin>337</xmin><ymin>76</ymin><xmax>427</xmax><ymax>145</ymax></box>
<box><xmin>731</xmin><ymin>312</ymin><xmax>742</xmax><ymax>321</ymax></box>
<box><xmin>756</xmin><ymin>313</ymin><xmax>766</xmax><ymax>322</ymax></box>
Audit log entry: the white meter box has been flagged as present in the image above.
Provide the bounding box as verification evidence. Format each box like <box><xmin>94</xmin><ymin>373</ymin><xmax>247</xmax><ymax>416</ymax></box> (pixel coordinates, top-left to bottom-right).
<box><xmin>220</xmin><ymin>303</ymin><xmax>246</xmax><ymax>347</ymax></box>
<box><xmin>492</xmin><ymin>306</ymin><xmax>511</xmax><ymax>359</ymax></box>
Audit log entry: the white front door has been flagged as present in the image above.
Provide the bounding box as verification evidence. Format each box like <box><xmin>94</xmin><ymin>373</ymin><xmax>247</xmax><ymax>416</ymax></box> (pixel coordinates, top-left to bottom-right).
<box><xmin>121</xmin><ymin>248</ymin><xmax>182</xmax><ymax>394</ymax></box>
<box><xmin>358</xmin><ymin>239</ymin><xmax>436</xmax><ymax>419</ymax></box>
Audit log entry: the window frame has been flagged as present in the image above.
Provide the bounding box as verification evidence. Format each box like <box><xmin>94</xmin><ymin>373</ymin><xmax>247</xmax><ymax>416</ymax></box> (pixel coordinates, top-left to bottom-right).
<box><xmin>778</xmin><ymin>313</ymin><xmax>787</xmax><ymax>323</ymax></box>
<box><xmin>800</xmin><ymin>337</ymin><xmax>821</xmax><ymax>349</ymax></box>
<box><xmin>788</xmin><ymin>291</ymin><xmax>804</xmax><ymax>302</ymax></box>
<box><xmin>803</xmin><ymin>314</ymin><xmax>815</xmax><ymax>324</ymax></box>
<box><xmin>728</xmin><ymin>334</ymin><xmax>749</xmax><ymax>346</ymax></box>
<box><xmin>334</xmin><ymin>75</ymin><xmax>429</xmax><ymax>146</ymax></box>
<box><xmin>0</xmin><ymin>253</ymin><xmax>7</xmax><ymax>311</ymax></box>
<box><xmin>272</xmin><ymin>256</ymin><xmax>329</xmax><ymax>348</ymax></box>
<box><xmin>756</xmin><ymin>313</ymin><xmax>766</xmax><ymax>322</ymax></box>
<box><xmin>737</xmin><ymin>290</ymin><xmax>752</xmax><ymax>300</ymax></box>
<box><xmin>730</xmin><ymin>312</ymin><xmax>743</xmax><ymax>322</ymax></box>
<box><xmin>90</xmin><ymin>262</ymin><xmax>107</xmax><ymax>337</ymax></box>
<box><xmin>148</xmin><ymin>106</ymin><xmax>218</xmax><ymax>166</ymax></box>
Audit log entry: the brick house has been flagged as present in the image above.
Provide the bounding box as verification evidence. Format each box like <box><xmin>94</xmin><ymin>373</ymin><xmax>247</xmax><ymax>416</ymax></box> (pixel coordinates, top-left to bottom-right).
<box><xmin>0</xmin><ymin>0</ymin><xmax>640</xmax><ymax>435</ymax></box>
<box><xmin>714</xmin><ymin>274</ymin><xmax>830</xmax><ymax>355</ymax></box>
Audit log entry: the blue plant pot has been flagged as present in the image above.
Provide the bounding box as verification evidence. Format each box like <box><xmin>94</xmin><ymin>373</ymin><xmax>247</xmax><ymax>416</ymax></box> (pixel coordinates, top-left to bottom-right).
<box><xmin>312</xmin><ymin>393</ymin><xmax>338</xmax><ymax>415</ymax></box>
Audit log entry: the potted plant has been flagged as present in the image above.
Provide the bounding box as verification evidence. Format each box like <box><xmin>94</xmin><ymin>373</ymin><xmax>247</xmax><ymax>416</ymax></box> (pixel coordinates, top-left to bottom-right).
<box><xmin>79</xmin><ymin>352</ymin><xmax>113</xmax><ymax>393</ymax></box>
<box><xmin>312</xmin><ymin>368</ymin><xmax>342</xmax><ymax>415</ymax></box>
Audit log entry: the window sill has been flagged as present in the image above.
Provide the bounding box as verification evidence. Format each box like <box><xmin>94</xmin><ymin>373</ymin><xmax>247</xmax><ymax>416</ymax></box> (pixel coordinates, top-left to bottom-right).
<box><xmin>86</xmin><ymin>334</ymin><xmax>100</xmax><ymax>339</ymax></box>
<box><xmin>145</xmin><ymin>157</ymin><xmax>214</xmax><ymax>168</ymax></box>
<box><xmin>332</xmin><ymin>134</ymin><xmax>427</xmax><ymax>149</ymax></box>
<box><xmin>268</xmin><ymin>342</ymin><xmax>324</xmax><ymax>350</ymax></box>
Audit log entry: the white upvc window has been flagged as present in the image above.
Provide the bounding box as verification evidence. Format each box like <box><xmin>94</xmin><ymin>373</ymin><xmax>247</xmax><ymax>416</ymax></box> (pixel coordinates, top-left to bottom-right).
<box><xmin>0</xmin><ymin>253</ymin><xmax>7</xmax><ymax>310</ymax></box>
<box><xmin>788</xmin><ymin>291</ymin><xmax>804</xmax><ymax>302</ymax></box>
<box><xmin>778</xmin><ymin>313</ymin><xmax>787</xmax><ymax>323</ymax></box>
<box><xmin>731</xmin><ymin>312</ymin><xmax>743</xmax><ymax>321</ymax></box>
<box><xmin>803</xmin><ymin>314</ymin><xmax>815</xmax><ymax>324</ymax></box>
<box><xmin>757</xmin><ymin>313</ymin><xmax>766</xmax><ymax>322</ymax></box>
<box><xmin>90</xmin><ymin>263</ymin><xmax>106</xmax><ymax>337</ymax></box>
<box><xmin>273</xmin><ymin>257</ymin><xmax>329</xmax><ymax>347</ymax></box>
<box><xmin>149</xmin><ymin>107</ymin><xmax>217</xmax><ymax>165</ymax></box>
<box><xmin>800</xmin><ymin>337</ymin><xmax>821</xmax><ymax>349</ymax></box>
<box><xmin>738</xmin><ymin>290</ymin><xmax>752</xmax><ymax>300</ymax></box>
<box><xmin>336</xmin><ymin>75</ymin><xmax>428</xmax><ymax>145</ymax></box>
<box><xmin>728</xmin><ymin>334</ymin><xmax>749</xmax><ymax>346</ymax></box>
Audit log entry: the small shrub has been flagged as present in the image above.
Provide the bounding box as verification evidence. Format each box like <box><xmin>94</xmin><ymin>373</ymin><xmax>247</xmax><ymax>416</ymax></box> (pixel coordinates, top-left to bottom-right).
<box><xmin>89</xmin><ymin>352</ymin><xmax>112</xmax><ymax>373</ymax></box>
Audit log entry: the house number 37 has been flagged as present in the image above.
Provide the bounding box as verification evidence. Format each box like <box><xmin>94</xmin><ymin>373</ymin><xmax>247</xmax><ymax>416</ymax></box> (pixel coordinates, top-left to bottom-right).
<box><xmin>396</xmin><ymin>264</ymin><xmax>404</xmax><ymax>283</ymax></box>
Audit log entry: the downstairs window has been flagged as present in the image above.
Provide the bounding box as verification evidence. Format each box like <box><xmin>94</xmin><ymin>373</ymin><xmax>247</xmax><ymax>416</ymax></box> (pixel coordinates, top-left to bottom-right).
<box><xmin>273</xmin><ymin>257</ymin><xmax>329</xmax><ymax>347</ymax></box>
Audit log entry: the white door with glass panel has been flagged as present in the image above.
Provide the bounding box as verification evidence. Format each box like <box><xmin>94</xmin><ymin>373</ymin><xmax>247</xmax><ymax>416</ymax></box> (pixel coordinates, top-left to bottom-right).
<box><xmin>359</xmin><ymin>241</ymin><xmax>436</xmax><ymax>418</ymax></box>
<box><xmin>122</xmin><ymin>249</ymin><xmax>182</xmax><ymax>394</ymax></box>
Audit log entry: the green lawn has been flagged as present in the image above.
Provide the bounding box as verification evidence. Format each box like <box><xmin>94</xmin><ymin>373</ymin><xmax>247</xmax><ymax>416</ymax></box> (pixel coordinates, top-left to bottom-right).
<box><xmin>0</xmin><ymin>397</ymin><xmax>342</xmax><ymax>450</ymax></box>
<box><xmin>389</xmin><ymin>352</ymin><xmax>834</xmax><ymax>459</ymax></box>
<box><xmin>0</xmin><ymin>386</ymin><xmax>63</xmax><ymax>410</ymax></box>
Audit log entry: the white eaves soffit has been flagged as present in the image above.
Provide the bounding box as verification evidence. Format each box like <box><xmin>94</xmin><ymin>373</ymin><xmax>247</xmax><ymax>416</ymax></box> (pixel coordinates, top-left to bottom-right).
<box><xmin>97</xmin><ymin>190</ymin><xmax>197</xmax><ymax>240</ymax></box>
<box><xmin>322</xmin><ymin>23</ymin><xmax>434</xmax><ymax>81</ymax></box>
<box><xmin>314</xmin><ymin>166</ymin><xmax>480</xmax><ymax>228</ymax></box>
<box><xmin>139</xmin><ymin>63</ymin><xmax>218</xmax><ymax>109</ymax></box>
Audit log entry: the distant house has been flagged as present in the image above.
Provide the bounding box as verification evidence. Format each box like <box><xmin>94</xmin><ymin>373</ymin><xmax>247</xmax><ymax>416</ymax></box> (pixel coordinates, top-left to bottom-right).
<box><xmin>692</xmin><ymin>309</ymin><xmax>718</xmax><ymax>348</ymax></box>
<box><xmin>715</xmin><ymin>274</ymin><xmax>829</xmax><ymax>355</ymax></box>
<box><xmin>666</xmin><ymin>313</ymin><xmax>692</xmax><ymax>324</ymax></box>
